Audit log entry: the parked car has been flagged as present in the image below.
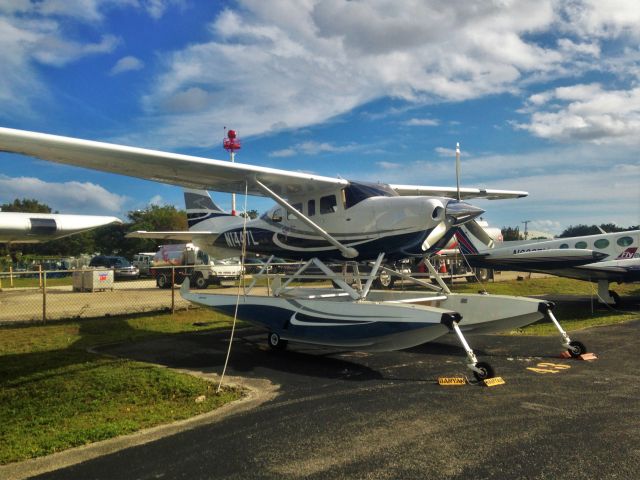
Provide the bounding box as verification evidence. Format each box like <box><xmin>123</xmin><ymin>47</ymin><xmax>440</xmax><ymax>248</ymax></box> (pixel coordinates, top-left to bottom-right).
<box><xmin>89</xmin><ymin>255</ymin><xmax>139</xmax><ymax>279</ymax></box>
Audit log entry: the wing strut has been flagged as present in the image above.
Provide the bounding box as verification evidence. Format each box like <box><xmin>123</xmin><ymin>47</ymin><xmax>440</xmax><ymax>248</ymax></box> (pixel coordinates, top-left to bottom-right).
<box><xmin>253</xmin><ymin>179</ymin><xmax>358</xmax><ymax>259</ymax></box>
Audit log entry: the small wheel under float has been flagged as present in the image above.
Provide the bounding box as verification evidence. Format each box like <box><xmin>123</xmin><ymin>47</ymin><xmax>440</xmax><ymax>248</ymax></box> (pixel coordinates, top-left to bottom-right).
<box><xmin>472</xmin><ymin>361</ymin><xmax>495</xmax><ymax>382</ymax></box>
<box><xmin>267</xmin><ymin>332</ymin><xmax>288</xmax><ymax>351</ymax></box>
<box><xmin>567</xmin><ymin>340</ymin><xmax>587</xmax><ymax>358</ymax></box>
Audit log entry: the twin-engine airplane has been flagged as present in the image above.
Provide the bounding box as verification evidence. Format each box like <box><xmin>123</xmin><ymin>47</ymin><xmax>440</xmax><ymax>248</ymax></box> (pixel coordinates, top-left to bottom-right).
<box><xmin>455</xmin><ymin>225</ymin><xmax>640</xmax><ymax>304</ymax></box>
<box><xmin>0</xmin><ymin>211</ymin><xmax>121</xmax><ymax>244</ymax></box>
<box><xmin>0</xmin><ymin>127</ymin><xmax>586</xmax><ymax>380</ymax></box>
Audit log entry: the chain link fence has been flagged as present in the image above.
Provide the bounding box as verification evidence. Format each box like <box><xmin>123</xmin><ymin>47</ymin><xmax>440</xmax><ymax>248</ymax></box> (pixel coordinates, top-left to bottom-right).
<box><xmin>0</xmin><ymin>266</ymin><xmax>214</xmax><ymax>324</ymax></box>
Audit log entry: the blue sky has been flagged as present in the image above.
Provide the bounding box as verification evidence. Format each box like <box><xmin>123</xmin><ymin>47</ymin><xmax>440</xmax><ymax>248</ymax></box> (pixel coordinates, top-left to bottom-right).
<box><xmin>1</xmin><ymin>0</ymin><xmax>639</xmax><ymax>235</ymax></box>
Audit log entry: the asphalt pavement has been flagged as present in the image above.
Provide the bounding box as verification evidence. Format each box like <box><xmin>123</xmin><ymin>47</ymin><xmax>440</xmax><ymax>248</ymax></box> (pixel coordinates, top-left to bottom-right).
<box><xmin>8</xmin><ymin>309</ymin><xmax>640</xmax><ymax>480</ymax></box>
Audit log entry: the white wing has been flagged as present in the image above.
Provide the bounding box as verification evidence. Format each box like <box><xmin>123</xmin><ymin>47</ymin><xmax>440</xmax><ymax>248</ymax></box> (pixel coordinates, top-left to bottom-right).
<box><xmin>0</xmin><ymin>127</ymin><xmax>527</xmax><ymax>200</ymax></box>
<box><xmin>0</xmin><ymin>127</ymin><xmax>346</xmax><ymax>198</ymax></box>
<box><xmin>390</xmin><ymin>185</ymin><xmax>527</xmax><ymax>200</ymax></box>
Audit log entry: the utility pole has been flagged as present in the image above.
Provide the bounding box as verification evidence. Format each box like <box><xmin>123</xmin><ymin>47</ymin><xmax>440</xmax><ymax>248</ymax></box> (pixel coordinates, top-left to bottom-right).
<box><xmin>522</xmin><ymin>220</ymin><xmax>531</xmax><ymax>240</ymax></box>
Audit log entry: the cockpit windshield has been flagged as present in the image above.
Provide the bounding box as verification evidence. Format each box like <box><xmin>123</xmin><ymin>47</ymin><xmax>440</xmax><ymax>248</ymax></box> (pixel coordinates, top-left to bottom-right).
<box><xmin>343</xmin><ymin>181</ymin><xmax>397</xmax><ymax>209</ymax></box>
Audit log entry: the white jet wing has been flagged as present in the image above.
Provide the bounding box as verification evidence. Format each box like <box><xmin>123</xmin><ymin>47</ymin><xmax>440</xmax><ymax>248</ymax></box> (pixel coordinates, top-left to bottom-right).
<box><xmin>390</xmin><ymin>185</ymin><xmax>528</xmax><ymax>200</ymax></box>
<box><xmin>0</xmin><ymin>127</ymin><xmax>346</xmax><ymax>198</ymax></box>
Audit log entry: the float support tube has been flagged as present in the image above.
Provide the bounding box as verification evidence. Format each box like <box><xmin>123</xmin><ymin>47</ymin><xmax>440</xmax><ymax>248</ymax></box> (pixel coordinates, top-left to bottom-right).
<box><xmin>441</xmin><ymin>313</ymin><xmax>484</xmax><ymax>375</ymax></box>
<box><xmin>539</xmin><ymin>302</ymin><xmax>572</xmax><ymax>348</ymax></box>
<box><xmin>254</xmin><ymin>179</ymin><xmax>358</xmax><ymax>259</ymax></box>
<box><xmin>361</xmin><ymin>252</ymin><xmax>385</xmax><ymax>299</ymax></box>
<box><xmin>424</xmin><ymin>257</ymin><xmax>451</xmax><ymax>294</ymax></box>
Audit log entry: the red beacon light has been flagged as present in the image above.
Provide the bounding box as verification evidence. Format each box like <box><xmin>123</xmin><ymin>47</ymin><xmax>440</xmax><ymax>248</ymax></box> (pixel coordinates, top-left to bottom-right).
<box><xmin>223</xmin><ymin>129</ymin><xmax>241</xmax><ymax>152</ymax></box>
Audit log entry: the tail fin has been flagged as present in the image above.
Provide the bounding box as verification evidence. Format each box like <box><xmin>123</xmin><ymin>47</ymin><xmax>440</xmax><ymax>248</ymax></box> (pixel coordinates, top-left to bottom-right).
<box><xmin>184</xmin><ymin>189</ymin><xmax>231</xmax><ymax>228</ymax></box>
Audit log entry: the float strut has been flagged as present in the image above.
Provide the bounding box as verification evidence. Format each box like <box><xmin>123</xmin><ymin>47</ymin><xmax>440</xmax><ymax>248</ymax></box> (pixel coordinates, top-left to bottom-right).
<box><xmin>448</xmin><ymin>320</ymin><xmax>484</xmax><ymax>375</ymax></box>
<box><xmin>547</xmin><ymin>310</ymin><xmax>572</xmax><ymax>349</ymax></box>
<box><xmin>543</xmin><ymin>303</ymin><xmax>588</xmax><ymax>357</ymax></box>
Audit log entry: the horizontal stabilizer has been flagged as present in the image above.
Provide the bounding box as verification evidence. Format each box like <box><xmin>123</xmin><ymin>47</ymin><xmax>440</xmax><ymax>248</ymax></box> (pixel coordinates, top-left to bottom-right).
<box><xmin>126</xmin><ymin>230</ymin><xmax>214</xmax><ymax>241</ymax></box>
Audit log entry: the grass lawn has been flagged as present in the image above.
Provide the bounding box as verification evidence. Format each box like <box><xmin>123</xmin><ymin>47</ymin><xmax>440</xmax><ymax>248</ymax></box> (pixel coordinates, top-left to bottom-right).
<box><xmin>0</xmin><ymin>309</ymin><xmax>243</xmax><ymax>465</ymax></box>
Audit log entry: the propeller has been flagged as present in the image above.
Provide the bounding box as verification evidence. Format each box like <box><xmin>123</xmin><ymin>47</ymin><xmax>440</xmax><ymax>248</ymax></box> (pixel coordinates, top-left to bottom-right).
<box><xmin>421</xmin><ymin>199</ymin><xmax>484</xmax><ymax>251</ymax></box>
<box><xmin>421</xmin><ymin>142</ymin><xmax>494</xmax><ymax>251</ymax></box>
<box><xmin>453</xmin><ymin>141</ymin><xmax>494</xmax><ymax>248</ymax></box>
<box><xmin>464</xmin><ymin>219</ymin><xmax>495</xmax><ymax>248</ymax></box>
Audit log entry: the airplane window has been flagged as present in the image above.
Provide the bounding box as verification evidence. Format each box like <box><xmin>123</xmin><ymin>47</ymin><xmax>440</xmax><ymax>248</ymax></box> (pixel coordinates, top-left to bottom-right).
<box><xmin>320</xmin><ymin>195</ymin><xmax>337</xmax><ymax>214</ymax></box>
<box><xmin>594</xmin><ymin>239</ymin><xmax>609</xmax><ymax>249</ymax></box>
<box><xmin>308</xmin><ymin>199</ymin><xmax>316</xmax><ymax>217</ymax></box>
<box><xmin>575</xmin><ymin>241</ymin><xmax>588</xmax><ymax>249</ymax></box>
<box><xmin>559</xmin><ymin>243</ymin><xmax>569</xmax><ymax>249</ymax></box>
<box><xmin>617</xmin><ymin>236</ymin><xmax>633</xmax><ymax>247</ymax></box>
<box><xmin>288</xmin><ymin>203</ymin><xmax>302</xmax><ymax>220</ymax></box>
<box><xmin>29</xmin><ymin>218</ymin><xmax>57</xmax><ymax>235</ymax></box>
<box><xmin>344</xmin><ymin>181</ymin><xmax>398</xmax><ymax>209</ymax></box>
<box><xmin>271</xmin><ymin>208</ymin><xmax>283</xmax><ymax>222</ymax></box>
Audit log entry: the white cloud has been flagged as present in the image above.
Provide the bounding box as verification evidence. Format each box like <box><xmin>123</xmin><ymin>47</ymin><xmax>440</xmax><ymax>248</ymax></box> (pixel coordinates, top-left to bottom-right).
<box><xmin>148</xmin><ymin>194</ymin><xmax>163</xmax><ymax>205</ymax></box>
<box><xmin>268</xmin><ymin>140</ymin><xmax>358</xmax><ymax>157</ymax></box>
<box><xmin>404</xmin><ymin>118</ymin><xmax>440</xmax><ymax>127</ymax></box>
<box><xmin>0</xmin><ymin>175</ymin><xmax>129</xmax><ymax>214</ymax></box>
<box><xmin>269</xmin><ymin>148</ymin><xmax>296</xmax><ymax>158</ymax></box>
<box><xmin>337</xmin><ymin>144</ymin><xmax>640</xmax><ymax>231</ymax></box>
<box><xmin>376</xmin><ymin>161</ymin><xmax>400</xmax><ymax>170</ymax></box>
<box><xmin>0</xmin><ymin>0</ymin><xmax>179</xmax><ymax>116</ymax></box>
<box><xmin>142</xmin><ymin>0</ymin><xmax>186</xmax><ymax>20</ymax></box>
<box><xmin>110</xmin><ymin>55</ymin><xmax>144</xmax><ymax>75</ymax></box>
<box><xmin>4</xmin><ymin>1</ymin><xmax>640</xmax><ymax>146</ymax></box>
<box><xmin>517</xmin><ymin>84</ymin><xmax>640</xmax><ymax>144</ymax></box>
<box><xmin>135</xmin><ymin>0</ymin><xmax>608</xmax><ymax>147</ymax></box>
<box><xmin>558</xmin><ymin>0</ymin><xmax>640</xmax><ymax>39</ymax></box>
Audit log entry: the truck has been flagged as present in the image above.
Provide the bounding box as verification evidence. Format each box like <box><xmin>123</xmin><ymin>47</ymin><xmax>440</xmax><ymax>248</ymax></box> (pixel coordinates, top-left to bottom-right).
<box><xmin>132</xmin><ymin>252</ymin><xmax>156</xmax><ymax>276</ymax></box>
<box><xmin>150</xmin><ymin>243</ymin><xmax>242</xmax><ymax>289</ymax></box>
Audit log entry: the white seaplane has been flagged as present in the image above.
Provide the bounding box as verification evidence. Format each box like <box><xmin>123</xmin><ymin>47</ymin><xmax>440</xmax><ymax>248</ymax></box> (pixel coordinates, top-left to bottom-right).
<box><xmin>0</xmin><ymin>128</ymin><xmax>587</xmax><ymax>379</ymax></box>
<box><xmin>455</xmin><ymin>225</ymin><xmax>640</xmax><ymax>304</ymax></box>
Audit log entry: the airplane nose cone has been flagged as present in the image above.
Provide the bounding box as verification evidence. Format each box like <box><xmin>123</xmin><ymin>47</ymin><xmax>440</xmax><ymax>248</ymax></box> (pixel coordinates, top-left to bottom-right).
<box><xmin>445</xmin><ymin>200</ymin><xmax>485</xmax><ymax>226</ymax></box>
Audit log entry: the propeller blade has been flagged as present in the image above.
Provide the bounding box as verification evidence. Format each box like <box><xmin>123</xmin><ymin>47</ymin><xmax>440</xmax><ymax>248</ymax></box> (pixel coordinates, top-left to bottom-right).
<box><xmin>465</xmin><ymin>220</ymin><xmax>495</xmax><ymax>248</ymax></box>
<box><xmin>422</xmin><ymin>221</ymin><xmax>448</xmax><ymax>251</ymax></box>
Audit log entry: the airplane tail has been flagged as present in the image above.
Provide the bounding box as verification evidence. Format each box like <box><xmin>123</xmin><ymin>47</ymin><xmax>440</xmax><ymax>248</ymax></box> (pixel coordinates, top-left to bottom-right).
<box><xmin>184</xmin><ymin>189</ymin><xmax>232</xmax><ymax>228</ymax></box>
<box><xmin>454</xmin><ymin>225</ymin><xmax>490</xmax><ymax>255</ymax></box>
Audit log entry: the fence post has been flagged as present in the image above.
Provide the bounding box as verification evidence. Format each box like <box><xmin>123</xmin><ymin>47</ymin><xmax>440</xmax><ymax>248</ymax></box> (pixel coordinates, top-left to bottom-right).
<box><xmin>171</xmin><ymin>266</ymin><xmax>175</xmax><ymax>314</ymax></box>
<box><xmin>39</xmin><ymin>264</ymin><xmax>43</xmax><ymax>289</ymax></box>
<box><xmin>10</xmin><ymin>265</ymin><xmax>13</xmax><ymax>288</ymax></box>
<box><xmin>42</xmin><ymin>271</ymin><xmax>47</xmax><ymax>323</ymax></box>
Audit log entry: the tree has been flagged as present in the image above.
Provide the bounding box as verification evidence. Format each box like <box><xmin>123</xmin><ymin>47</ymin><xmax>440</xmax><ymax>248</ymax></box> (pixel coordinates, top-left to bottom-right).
<box><xmin>0</xmin><ymin>198</ymin><xmax>54</xmax><ymax>213</ymax></box>
<box><xmin>558</xmin><ymin>223</ymin><xmax>632</xmax><ymax>238</ymax></box>
<box><xmin>239</xmin><ymin>209</ymin><xmax>259</xmax><ymax>219</ymax></box>
<box><xmin>501</xmin><ymin>226</ymin><xmax>522</xmax><ymax>241</ymax></box>
<box><xmin>119</xmin><ymin>205</ymin><xmax>189</xmax><ymax>259</ymax></box>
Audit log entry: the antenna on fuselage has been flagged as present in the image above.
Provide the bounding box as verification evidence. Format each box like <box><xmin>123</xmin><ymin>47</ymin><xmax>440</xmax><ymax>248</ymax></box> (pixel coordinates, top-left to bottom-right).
<box><xmin>455</xmin><ymin>142</ymin><xmax>461</xmax><ymax>201</ymax></box>
<box><xmin>223</xmin><ymin>127</ymin><xmax>241</xmax><ymax>216</ymax></box>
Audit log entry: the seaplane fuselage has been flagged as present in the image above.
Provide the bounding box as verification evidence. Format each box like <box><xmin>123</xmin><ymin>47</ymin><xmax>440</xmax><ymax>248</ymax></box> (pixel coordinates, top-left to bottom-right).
<box><xmin>188</xmin><ymin>182</ymin><xmax>484</xmax><ymax>262</ymax></box>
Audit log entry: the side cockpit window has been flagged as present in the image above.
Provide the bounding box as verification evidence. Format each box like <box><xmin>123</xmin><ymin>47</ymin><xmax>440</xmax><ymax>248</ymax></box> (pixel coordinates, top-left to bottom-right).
<box><xmin>288</xmin><ymin>203</ymin><xmax>302</xmax><ymax>220</ymax></box>
<box><xmin>343</xmin><ymin>181</ymin><xmax>398</xmax><ymax>209</ymax></box>
<box><xmin>320</xmin><ymin>195</ymin><xmax>337</xmax><ymax>214</ymax></box>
